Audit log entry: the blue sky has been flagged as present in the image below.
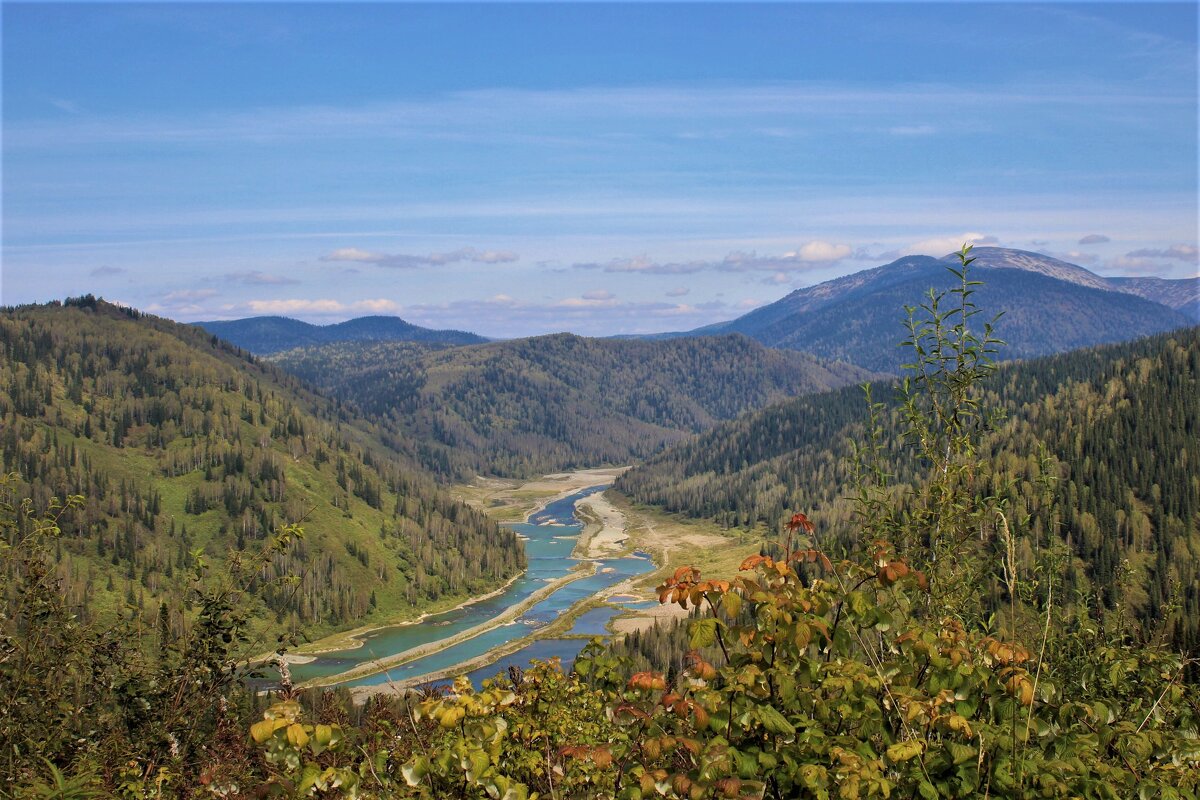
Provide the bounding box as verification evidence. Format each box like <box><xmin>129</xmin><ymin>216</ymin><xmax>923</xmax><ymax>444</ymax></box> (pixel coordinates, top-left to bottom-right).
<box><xmin>2</xmin><ymin>2</ymin><xmax>1197</xmax><ymax>337</ymax></box>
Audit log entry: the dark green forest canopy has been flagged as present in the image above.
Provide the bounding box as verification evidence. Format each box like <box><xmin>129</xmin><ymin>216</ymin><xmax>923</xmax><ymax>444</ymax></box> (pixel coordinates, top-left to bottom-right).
<box><xmin>617</xmin><ymin>326</ymin><xmax>1200</xmax><ymax>666</ymax></box>
<box><xmin>0</xmin><ymin>298</ymin><xmax>524</xmax><ymax>643</ymax></box>
<box><xmin>269</xmin><ymin>332</ymin><xmax>876</xmax><ymax>479</ymax></box>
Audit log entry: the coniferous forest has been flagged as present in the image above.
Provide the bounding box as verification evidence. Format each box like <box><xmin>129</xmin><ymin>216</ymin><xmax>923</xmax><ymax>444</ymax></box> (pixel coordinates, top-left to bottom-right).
<box><xmin>3</xmin><ymin>255</ymin><xmax>1199</xmax><ymax>798</ymax></box>
<box><xmin>615</xmin><ymin>326</ymin><xmax>1200</xmax><ymax>670</ymax></box>
<box><xmin>269</xmin><ymin>333</ymin><xmax>873</xmax><ymax>479</ymax></box>
<box><xmin>0</xmin><ymin>297</ymin><xmax>525</xmax><ymax>645</ymax></box>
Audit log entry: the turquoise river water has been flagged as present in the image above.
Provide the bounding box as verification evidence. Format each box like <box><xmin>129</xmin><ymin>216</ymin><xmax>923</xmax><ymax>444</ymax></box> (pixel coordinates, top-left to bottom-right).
<box><xmin>286</xmin><ymin>486</ymin><xmax>656</xmax><ymax>688</ymax></box>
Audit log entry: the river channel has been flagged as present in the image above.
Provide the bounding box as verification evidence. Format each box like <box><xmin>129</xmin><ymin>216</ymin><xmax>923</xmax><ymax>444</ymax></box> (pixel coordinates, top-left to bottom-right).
<box><xmin>287</xmin><ymin>485</ymin><xmax>656</xmax><ymax>688</ymax></box>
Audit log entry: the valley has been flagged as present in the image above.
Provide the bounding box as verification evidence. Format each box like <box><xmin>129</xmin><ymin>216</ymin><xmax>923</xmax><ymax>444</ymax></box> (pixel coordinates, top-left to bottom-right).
<box><xmin>4</xmin><ymin>250</ymin><xmax>1198</xmax><ymax>796</ymax></box>
<box><xmin>280</xmin><ymin>468</ymin><xmax>750</xmax><ymax>697</ymax></box>
<box><xmin>5</xmin><ymin>4</ymin><xmax>1198</xmax><ymax>793</ymax></box>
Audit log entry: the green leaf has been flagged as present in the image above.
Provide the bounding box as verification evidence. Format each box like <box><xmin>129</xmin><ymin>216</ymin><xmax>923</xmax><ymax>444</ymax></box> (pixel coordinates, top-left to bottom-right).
<box><xmin>689</xmin><ymin>617</ymin><xmax>719</xmax><ymax>649</ymax></box>
<box><xmin>886</xmin><ymin>740</ymin><xmax>924</xmax><ymax>763</ymax></box>
<box><xmin>402</xmin><ymin>756</ymin><xmax>430</xmax><ymax>787</ymax></box>
<box><xmin>756</xmin><ymin>705</ymin><xmax>796</xmax><ymax>736</ymax></box>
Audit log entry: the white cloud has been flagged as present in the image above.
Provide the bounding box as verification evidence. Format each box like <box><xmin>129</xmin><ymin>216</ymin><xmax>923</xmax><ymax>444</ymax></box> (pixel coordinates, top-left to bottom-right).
<box><xmin>575</xmin><ymin>241</ymin><xmax>853</xmax><ymax>275</ymax></box>
<box><xmin>223</xmin><ymin>270</ymin><xmax>300</xmax><ymax>285</ymax></box>
<box><xmin>1103</xmin><ymin>255</ymin><xmax>1167</xmax><ymax>275</ymax></box>
<box><xmin>907</xmin><ymin>232</ymin><xmax>999</xmax><ymax>255</ymax></box>
<box><xmin>1049</xmin><ymin>250</ymin><xmax>1100</xmax><ymax>266</ymax></box>
<box><xmin>320</xmin><ymin>246</ymin><xmax>519</xmax><ymax>269</ymax></box>
<box><xmin>1125</xmin><ymin>244</ymin><xmax>1199</xmax><ymax>263</ymax></box>
<box><xmin>323</xmin><ymin>247</ymin><xmax>381</xmax><ymax>262</ymax></box>
<box><xmin>575</xmin><ymin>255</ymin><xmax>707</xmax><ymax>274</ymax></box>
<box><xmin>161</xmin><ymin>289</ymin><xmax>218</xmax><ymax>303</ymax></box>
<box><xmin>556</xmin><ymin>295</ymin><xmax>619</xmax><ymax>308</ymax></box>
<box><xmin>245</xmin><ymin>297</ymin><xmax>400</xmax><ymax>316</ymax></box>
<box><xmin>888</xmin><ymin>125</ymin><xmax>937</xmax><ymax>136</ymax></box>
<box><xmin>399</xmin><ymin>295</ymin><xmax>741</xmax><ymax>337</ymax></box>
<box><xmin>793</xmin><ymin>241</ymin><xmax>853</xmax><ymax>262</ymax></box>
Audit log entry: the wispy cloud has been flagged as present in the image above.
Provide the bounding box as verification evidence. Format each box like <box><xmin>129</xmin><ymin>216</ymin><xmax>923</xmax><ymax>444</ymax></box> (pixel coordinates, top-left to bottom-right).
<box><xmin>245</xmin><ymin>298</ymin><xmax>400</xmax><ymax>316</ymax></box>
<box><xmin>1103</xmin><ymin>255</ymin><xmax>1169</xmax><ymax>275</ymax></box>
<box><xmin>321</xmin><ymin>246</ymin><xmax>518</xmax><ymax>269</ymax></box>
<box><xmin>906</xmin><ymin>233</ymin><xmax>1000</xmax><ymax>256</ymax></box>
<box><xmin>888</xmin><ymin>124</ymin><xmax>936</xmax><ymax>136</ymax></box>
<box><xmin>1125</xmin><ymin>244</ymin><xmax>1199</xmax><ymax>263</ymax></box>
<box><xmin>1048</xmin><ymin>250</ymin><xmax>1101</xmax><ymax>266</ymax></box>
<box><xmin>8</xmin><ymin>81</ymin><xmax>1192</xmax><ymax>150</ymax></box>
<box><xmin>575</xmin><ymin>241</ymin><xmax>853</xmax><ymax>275</ymax></box>
<box><xmin>1078</xmin><ymin>233</ymin><xmax>1110</xmax><ymax>245</ymax></box>
<box><xmin>665</xmin><ymin>287</ymin><xmax>690</xmax><ymax>297</ymax></box>
<box><xmin>48</xmin><ymin>98</ymin><xmax>82</xmax><ymax>114</ymax></box>
<box><xmin>399</xmin><ymin>294</ymin><xmax>745</xmax><ymax>337</ymax></box>
<box><xmin>89</xmin><ymin>265</ymin><xmax>126</xmax><ymax>277</ymax></box>
<box><xmin>161</xmin><ymin>289</ymin><xmax>218</xmax><ymax>303</ymax></box>
<box><xmin>223</xmin><ymin>270</ymin><xmax>300</xmax><ymax>285</ymax></box>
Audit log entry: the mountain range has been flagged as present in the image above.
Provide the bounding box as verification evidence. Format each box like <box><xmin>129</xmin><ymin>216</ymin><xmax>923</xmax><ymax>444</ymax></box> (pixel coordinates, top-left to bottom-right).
<box><xmin>679</xmin><ymin>248</ymin><xmax>1198</xmax><ymax>372</ymax></box>
<box><xmin>197</xmin><ymin>249</ymin><xmax>1198</xmax><ymax>377</ymax></box>
<box><xmin>195</xmin><ymin>315</ymin><xmax>487</xmax><ymax>354</ymax></box>
<box><xmin>269</xmin><ymin>333</ymin><xmax>874</xmax><ymax>478</ymax></box>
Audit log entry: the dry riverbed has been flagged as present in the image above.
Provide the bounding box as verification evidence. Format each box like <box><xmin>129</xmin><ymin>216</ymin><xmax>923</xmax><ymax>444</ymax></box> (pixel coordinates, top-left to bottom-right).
<box><xmin>288</xmin><ymin>468</ymin><xmax>758</xmax><ymax>695</ymax></box>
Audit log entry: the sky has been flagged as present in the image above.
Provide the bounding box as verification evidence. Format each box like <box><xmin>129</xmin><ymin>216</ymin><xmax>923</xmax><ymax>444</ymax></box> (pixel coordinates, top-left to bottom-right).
<box><xmin>2</xmin><ymin>2</ymin><xmax>1197</xmax><ymax>338</ymax></box>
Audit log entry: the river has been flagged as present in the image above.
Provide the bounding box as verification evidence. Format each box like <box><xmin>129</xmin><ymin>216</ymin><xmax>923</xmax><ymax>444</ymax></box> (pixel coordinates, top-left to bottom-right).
<box><xmin>286</xmin><ymin>485</ymin><xmax>656</xmax><ymax>689</ymax></box>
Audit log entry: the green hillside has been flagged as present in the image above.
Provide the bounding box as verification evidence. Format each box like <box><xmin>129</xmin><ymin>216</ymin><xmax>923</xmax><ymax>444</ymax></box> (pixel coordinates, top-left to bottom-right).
<box><xmin>0</xmin><ymin>297</ymin><xmax>524</xmax><ymax>645</ymax></box>
<box><xmin>271</xmin><ymin>332</ymin><xmax>875</xmax><ymax>478</ymax></box>
<box><xmin>617</xmin><ymin>327</ymin><xmax>1200</xmax><ymax>662</ymax></box>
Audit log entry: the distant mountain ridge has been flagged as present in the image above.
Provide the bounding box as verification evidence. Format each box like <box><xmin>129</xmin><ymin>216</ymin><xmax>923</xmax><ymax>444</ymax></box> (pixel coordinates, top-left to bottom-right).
<box><xmin>195</xmin><ymin>314</ymin><xmax>487</xmax><ymax>354</ymax></box>
<box><xmin>270</xmin><ymin>332</ymin><xmax>876</xmax><ymax>479</ymax></box>
<box><xmin>678</xmin><ymin>248</ymin><xmax>1196</xmax><ymax>372</ymax></box>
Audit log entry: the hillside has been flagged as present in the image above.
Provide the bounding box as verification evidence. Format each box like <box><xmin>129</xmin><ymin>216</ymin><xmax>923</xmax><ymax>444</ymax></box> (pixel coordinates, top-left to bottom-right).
<box><xmin>684</xmin><ymin>248</ymin><xmax>1196</xmax><ymax>371</ymax></box>
<box><xmin>0</xmin><ymin>297</ymin><xmax>524</xmax><ymax>645</ymax></box>
<box><xmin>270</xmin><ymin>333</ymin><xmax>875</xmax><ymax>478</ymax></box>
<box><xmin>616</xmin><ymin>327</ymin><xmax>1200</xmax><ymax>657</ymax></box>
<box><xmin>195</xmin><ymin>314</ymin><xmax>487</xmax><ymax>355</ymax></box>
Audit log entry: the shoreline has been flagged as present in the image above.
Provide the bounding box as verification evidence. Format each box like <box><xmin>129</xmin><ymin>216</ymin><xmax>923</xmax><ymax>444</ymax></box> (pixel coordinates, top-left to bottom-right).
<box><xmin>299</xmin><ymin>561</ymin><xmax>600</xmax><ymax>689</ymax></box>
<box><xmin>253</xmin><ymin>570</ymin><xmax>526</xmax><ymax>664</ymax></box>
<box><xmin>273</xmin><ymin>468</ymin><xmax>690</xmax><ymax>693</ymax></box>
<box><xmin>256</xmin><ymin>469</ymin><xmax>624</xmax><ymax>664</ymax></box>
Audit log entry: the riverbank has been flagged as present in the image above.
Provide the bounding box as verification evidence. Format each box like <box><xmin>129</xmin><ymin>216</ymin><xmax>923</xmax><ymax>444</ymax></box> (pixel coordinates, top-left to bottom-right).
<box><xmin>299</xmin><ymin>561</ymin><xmax>600</xmax><ymax>690</ymax></box>
<box><xmin>288</xmin><ymin>470</ymin><xmax>757</xmax><ymax>695</ymax></box>
<box><xmin>573</xmin><ymin>491</ymin><xmax>628</xmax><ymax>557</ymax></box>
<box><xmin>267</xmin><ymin>571</ymin><xmax>526</xmax><ymax>662</ymax></box>
<box><xmin>452</xmin><ymin>467</ymin><xmax>628</xmax><ymax>522</ymax></box>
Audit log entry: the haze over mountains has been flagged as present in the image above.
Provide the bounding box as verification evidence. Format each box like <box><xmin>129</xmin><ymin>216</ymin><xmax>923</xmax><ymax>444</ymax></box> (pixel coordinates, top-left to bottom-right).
<box><xmin>270</xmin><ymin>333</ymin><xmax>874</xmax><ymax>478</ymax></box>
<box><xmin>198</xmin><ymin>249</ymin><xmax>1198</xmax><ymax>375</ymax></box>
<box><xmin>678</xmin><ymin>248</ymin><xmax>1198</xmax><ymax>371</ymax></box>
<box><xmin>197</xmin><ymin>315</ymin><xmax>487</xmax><ymax>354</ymax></box>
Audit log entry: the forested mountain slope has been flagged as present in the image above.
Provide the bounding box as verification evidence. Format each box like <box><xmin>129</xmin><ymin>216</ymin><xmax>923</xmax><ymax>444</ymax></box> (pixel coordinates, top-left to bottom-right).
<box><xmin>196</xmin><ymin>314</ymin><xmax>486</xmax><ymax>355</ymax></box>
<box><xmin>270</xmin><ymin>332</ymin><xmax>875</xmax><ymax>478</ymax></box>
<box><xmin>684</xmin><ymin>249</ymin><xmax>1195</xmax><ymax>371</ymax></box>
<box><xmin>617</xmin><ymin>326</ymin><xmax>1200</xmax><ymax>656</ymax></box>
<box><xmin>0</xmin><ymin>297</ymin><xmax>524</xmax><ymax>644</ymax></box>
